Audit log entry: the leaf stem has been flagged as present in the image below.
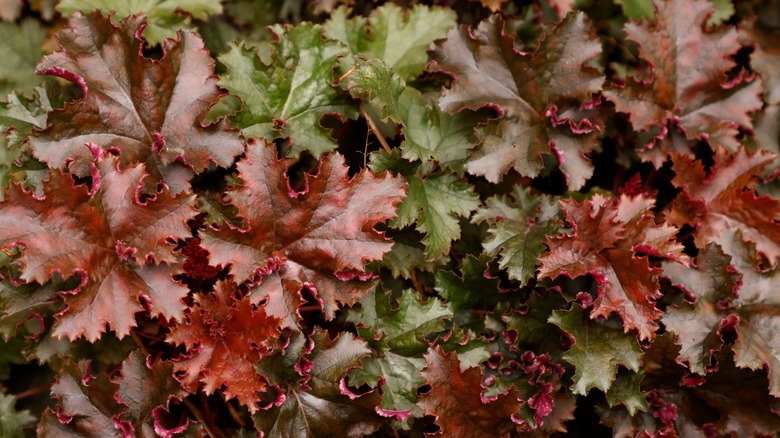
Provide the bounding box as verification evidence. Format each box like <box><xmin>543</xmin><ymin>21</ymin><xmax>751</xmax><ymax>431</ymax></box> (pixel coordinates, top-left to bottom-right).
<box><xmin>361</xmin><ymin>106</ymin><xmax>392</xmax><ymax>154</ymax></box>
<box><xmin>336</xmin><ymin>65</ymin><xmax>357</xmax><ymax>84</ymax></box>
<box><xmin>226</xmin><ymin>400</ymin><xmax>246</xmax><ymax>428</ymax></box>
<box><xmin>183</xmin><ymin>398</ymin><xmax>224</xmax><ymax>438</ymax></box>
<box><xmin>14</xmin><ymin>381</ymin><xmax>51</xmax><ymax>400</ymax></box>
<box><xmin>129</xmin><ymin>329</ymin><xmax>149</xmax><ymax>355</ymax></box>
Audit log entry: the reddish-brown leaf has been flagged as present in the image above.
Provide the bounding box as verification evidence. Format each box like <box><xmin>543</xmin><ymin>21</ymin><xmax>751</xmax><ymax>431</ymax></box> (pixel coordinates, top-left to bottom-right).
<box><xmin>417</xmin><ymin>347</ymin><xmax>523</xmax><ymax>437</ymax></box>
<box><xmin>200</xmin><ymin>140</ymin><xmax>406</xmax><ymax>328</ymax></box>
<box><xmin>604</xmin><ymin>0</ymin><xmax>762</xmax><ymax>160</ymax></box>
<box><xmin>661</xmin><ymin>243</ymin><xmax>740</xmax><ymax>375</ymax></box>
<box><xmin>37</xmin><ymin>360</ymin><xmax>129</xmax><ymax>437</ymax></box>
<box><xmin>0</xmin><ymin>158</ymin><xmax>196</xmax><ymax>341</ymax></box>
<box><xmin>667</xmin><ymin>148</ymin><xmax>780</xmax><ymax>266</ymax></box>
<box><xmin>429</xmin><ymin>12</ymin><xmax>603</xmax><ymax>189</ymax></box>
<box><xmin>540</xmin><ymin>195</ymin><xmax>685</xmax><ymax>341</ymax></box>
<box><xmin>166</xmin><ymin>280</ymin><xmax>281</xmax><ymax>413</ymax></box>
<box><xmin>29</xmin><ymin>12</ymin><xmax>244</xmax><ymax>194</ymax></box>
<box><xmin>639</xmin><ymin>333</ymin><xmax>780</xmax><ymax>437</ymax></box>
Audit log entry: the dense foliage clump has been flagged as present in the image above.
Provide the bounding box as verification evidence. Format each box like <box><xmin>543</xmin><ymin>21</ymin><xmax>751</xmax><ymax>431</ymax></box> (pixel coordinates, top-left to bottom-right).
<box><xmin>2</xmin><ymin>0</ymin><xmax>780</xmax><ymax>436</ymax></box>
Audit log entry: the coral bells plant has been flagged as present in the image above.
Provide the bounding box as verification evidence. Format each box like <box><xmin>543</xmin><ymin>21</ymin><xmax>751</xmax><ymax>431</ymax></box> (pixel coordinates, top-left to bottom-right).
<box><xmin>3</xmin><ymin>0</ymin><xmax>780</xmax><ymax>435</ymax></box>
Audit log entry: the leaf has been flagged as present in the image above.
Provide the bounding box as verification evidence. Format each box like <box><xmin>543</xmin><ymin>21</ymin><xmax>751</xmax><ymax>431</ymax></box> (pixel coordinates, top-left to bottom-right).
<box><xmin>56</xmin><ymin>0</ymin><xmax>224</xmax><ymax>45</ymax></box>
<box><xmin>37</xmin><ymin>360</ymin><xmax>128</xmax><ymax>437</ymax></box>
<box><xmin>348</xmin><ymin>287</ymin><xmax>452</xmax><ymax>418</ymax></box>
<box><xmin>540</xmin><ymin>194</ymin><xmax>685</xmax><ymax>341</ymax></box>
<box><xmin>253</xmin><ymin>329</ymin><xmax>383</xmax><ymax>437</ymax></box>
<box><xmin>390</xmin><ymin>173</ymin><xmax>480</xmax><ymax>259</ymax></box>
<box><xmin>435</xmin><ymin>255</ymin><xmax>501</xmax><ymax>314</ymax></box>
<box><xmin>30</xmin><ymin>12</ymin><xmax>244</xmax><ymax>194</ymax></box>
<box><xmin>0</xmin><ymin>87</ymin><xmax>53</xmax><ymax>200</ymax></box>
<box><xmin>166</xmin><ymin>280</ymin><xmax>281</xmax><ymax>413</ymax></box>
<box><xmin>640</xmin><ymin>333</ymin><xmax>780</xmax><ymax>437</ymax></box>
<box><xmin>430</xmin><ymin>12</ymin><xmax>604</xmax><ymax>189</ymax></box>
<box><xmin>417</xmin><ymin>347</ymin><xmax>523</xmax><ymax>437</ymax></box>
<box><xmin>714</xmin><ymin>230</ymin><xmax>780</xmax><ymax>397</ymax></box>
<box><xmin>604</xmin><ymin>0</ymin><xmax>762</xmax><ymax>158</ymax></box>
<box><xmin>667</xmin><ymin>148</ymin><xmax>780</xmax><ymax>266</ymax></box>
<box><xmin>0</xmin><ymin>157</ymin><xmax>196</xmax><ymax>341</ymax></box>
<box><xmin>606</xmin><ymin>369</ymin><xmax>648</xmax><ymax>416</ymax></box>
<box><xmin>472</xmin><ymin>186</ymin><xmax>560</xmax><ymax>286</ymax></box>
<box><xmin>372</xmin><ymin>238</ymin><xmax>444</xmax><ymax>280</ymax></box>
<box><xmin>200</xmin><ymin>140</ymin><xmax>406</xmax><ymax>327</ymax></box>
<box><xmin>0</xmin><ymin>274</ymin><xmax>63</xmax><ymax>341</ymax></box>
<box><xmin>350</xmin><ymin>288</ymin><xmax>452</xmax><ymax>357</ymax></box>
<box><xmin>614</xmin><ymin>0</ymin><xmax>654</xmax><ymax>20</ymax></box>
<box><xmin>503</xmin><ymin>291</ymin><xmax>567</xmax><ymax>355</ymax></box>
<box><xmin>661</xmin><ymin>243</ymin><xmax>739</xmax><ymax>374</ymax></box>
<box><xmin>115</xmin><ymin>350</ymin><xmax>189</xmax><ymax>434</ymax></box>
<box><xmin>0</xmin><ymin>19</ymin><xmax>45</xmax><ymax>96</ymax></box>
<box><xmin>324</xmin><ymin>3</ymin><xmax>456</xmax><ymax>80</ymax></box>
<box><xmin>741</xmin><ymin>17</ymin><xmax>780</xmax><ymax>106</ymax></box>
<box><xmin>344</xmin><ymin>58</ymin><xmax>485</xmax><ymax>167</ymax></box>
<box><xmin>708</xmin><ymin>0</ymin><xmax>735</xmax><ymax>27</ymax></box>
<box><xmin>218</xmin><ymin>24</ymin><xmax>356</xmax><ymax>158</ymax></box>
<box><xmin>0</xmin><ymin>0</ymin><xmax>19</xmax><ymax>21</ymax></box>
<box><xmin>549</xmin><ymin>304</ymin><xmax>643</xmax><ymax>395</ymax></box>
<box><xmin>0</xmin><ymin>392</ymin><xmax>35</xmax><ymax>436</ymax></box>
<box><xmin>0</xmin><ymin>86</ymin><xmax>51</xmax><ymax>143</ymax></box>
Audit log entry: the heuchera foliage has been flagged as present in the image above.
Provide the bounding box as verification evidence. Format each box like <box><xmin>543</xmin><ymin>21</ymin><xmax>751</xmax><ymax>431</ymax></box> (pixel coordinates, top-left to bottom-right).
<box><xmin>3</xmin><ymin>0</ymin><xmax>780</xmax><ymax>436</ymax></box>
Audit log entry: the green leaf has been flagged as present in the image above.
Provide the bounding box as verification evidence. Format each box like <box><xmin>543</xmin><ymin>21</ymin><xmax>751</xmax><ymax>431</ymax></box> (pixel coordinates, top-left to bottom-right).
<box><xmin>549</xmin><ymin>304</ymin><xmax>643</xmax><ymax>395</ymax></box>
<box><xmin>0</xmin><ymin>19</ymin><xmax>45</xmax><ymax>96</ymax></box>
<box><xmin>615</xmin><ymin>0</ymin><xmax>655</xmax><ymax>20</ymax></box>
<box><xmin>435</xmin><ymin>255</ymin><xmax>500</xmax><ymax>313</ymax></box>
<box><xmin>373</xmin><ymin>237</ymin><xmax>445</xmax><ymax>279</ymax></box>
<box><xmin>325</xmin><ymin>3</ymin><xmax>456</xmax><ymax>80</ymax></box>
<box><xmin>348</xmin><ymin>353</ymin><xmax>425</xmax><ymax>420</ymax></box>
<box><xmin>346</xmin><ymin>59</ymin><xmax>484</xmax><ymax>167</ymax></box>
<box><xmin>219</xmin><ymin>25</ymin><xmax>357</xmax><ymax>158</ymax></box>
<box><xmin>0</xmin><ymin>392</ymin><xmax>35</xmax><ymax>437</ymax></box>
<box><xmin>472</xmin><ymin>186</ymin><xmax>560</xmax><ymax>285</ymax></box>
<box><xmin>606</xmin><ymin>369</ymin><xmax>648</xmax><ymax>415</ymax></box>
<box><xmin>347</xmin><ymin>288</ymin><xmax>453</xmax><ymax>420</ymax></box>
<box><xmin>503</xmin><ymin>291</ymin><xmax>567</xmax><ymax>355</ymax></box>
<box><xmin>707</xmin><ymin>0</ymin><xmax>734</xmax><ymax>27</ymax></box>
<box><xmin>57</xmin><ymin>0</ymin><xmax>223</xmax><ymax>45</ymax></box>
<box><xmin>391</xmin><ymin>173</ymin><xmax>480</xmax><ymax>259</ymax></box>
<box><xmin>350</xmin><ymin>288</ymin><xmax>452</xmax><ymax>356</ymax></box>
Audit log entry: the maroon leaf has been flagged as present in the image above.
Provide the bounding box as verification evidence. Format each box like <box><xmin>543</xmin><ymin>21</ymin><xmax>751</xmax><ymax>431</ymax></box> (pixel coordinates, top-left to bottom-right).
<box><xmin>604</xmin><ymin>0</ymin><xmax>762</xmax><ymax>161</ymax></box>
<box><xmin>166</xmin><ymin>280</ymin><xmax>281</xmax><ymax>413</ymax></box>
<box><xmin>253</xmin><ymin>329</ymin><xmax>383</xmax><ymax>436</ymax></box>
<box><xmin>429</xmin><ymin>12</ymin><xmax>603</xmax><ymax>189</ymax></box>
<box><xmin>200</xmin><ymin>139</ymin><xmax>406</xmax><ymax>327</ymax></box>
<box><xmin>540</xmin><ymin>195</ymin><xmax>685</xmax><ymax>341</ymax></box>
<box><xmin>638</xmin><ymin>333</ymin><xmax>780</xmax><ymax>437</ymax></box>
<box><xmin>37</xmin><ymin>360</ymin><xmax>129</xmax><ymax>437</ymax></box>
<box><xmin>661</xmin><ymin>243</ymin><xmax>740</xmax><ymax>375</ymax></box>
<box><xmin>115</xmin><ymin>350</ymin><xmax>189</xmax><ymax>435</ymax></box>
<box><xmin>417</xmin><ymin>347</ymin><xmax>523</xmax><ymax>437</ymax></box>
<box><xmin>29</xmin><ymin>12</ymin><xmax>244</xmax><ymax>193</ymax></box>
<box><xmin>667</xmin><ymin>148</ymin><xmax>780</xmax><ymax>266</ymax></box>
<box><xmin>0</xmin><ymin>157</ymin><xmax>196</xmax><ymax>341</ymax></box>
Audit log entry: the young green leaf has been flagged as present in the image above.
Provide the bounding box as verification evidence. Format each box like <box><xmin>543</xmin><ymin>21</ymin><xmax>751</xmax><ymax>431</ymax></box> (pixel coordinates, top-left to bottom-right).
<box><xmin>549</xmin><ymin>304</ymin><xmax>644</xmax><ymax>395</ymax></box>
<box><xmin>325</xmin><ymin>3</ymin><xmax>456</xmax><ymax>80</ymax></box>
<box><xmin>57</xmin><ymin>0</ymin><xmax>223</xmax><ymax>45</ymax></box>
<box><xmin>218</xmin><ymin>24</ymin><xmax>356</xmax><ymax>158</ymax></box>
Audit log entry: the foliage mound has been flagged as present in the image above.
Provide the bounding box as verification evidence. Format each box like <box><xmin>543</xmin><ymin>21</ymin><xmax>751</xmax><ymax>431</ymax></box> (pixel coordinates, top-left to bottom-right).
<box><xmin>2</xmin><ymin>0</ymin><xmax>780</xmax><ymax>436</ymax></box>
